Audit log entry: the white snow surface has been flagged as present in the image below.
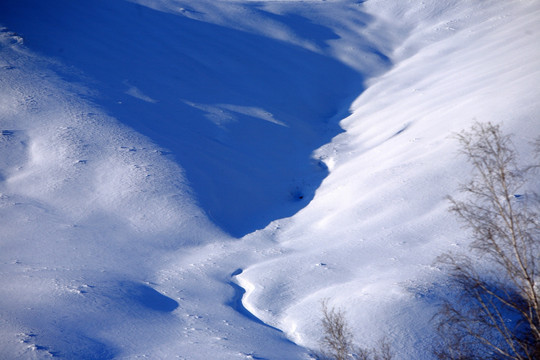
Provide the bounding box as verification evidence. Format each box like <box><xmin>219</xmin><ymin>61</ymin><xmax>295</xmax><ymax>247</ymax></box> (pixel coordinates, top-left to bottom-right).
<box><xmin>0</xmin><ymin>0</ymin><xmax>539</xmax><ymax>359</ymax></box>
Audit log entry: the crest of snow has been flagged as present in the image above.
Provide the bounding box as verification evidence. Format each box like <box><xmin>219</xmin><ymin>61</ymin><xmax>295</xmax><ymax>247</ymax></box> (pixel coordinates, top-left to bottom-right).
<box><xmin>0</xmin><ymin>0</ymin><xmax>539</xmax><ymax>359</ymax></box>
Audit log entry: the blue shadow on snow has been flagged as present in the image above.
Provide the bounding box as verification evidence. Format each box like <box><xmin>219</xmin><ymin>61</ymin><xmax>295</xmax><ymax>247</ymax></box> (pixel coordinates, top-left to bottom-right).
<box><xmin>0</xmin><ymin>0</ymin><xmax>383</xmax><ymax>237</ymax></box>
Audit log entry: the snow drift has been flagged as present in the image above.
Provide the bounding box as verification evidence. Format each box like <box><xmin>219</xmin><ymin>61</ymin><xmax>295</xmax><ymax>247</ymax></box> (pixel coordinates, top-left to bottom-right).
<box><xmin>0</xmin><ymin>0</ymin><xmax>539</xmax><ymax>359</ymax></box>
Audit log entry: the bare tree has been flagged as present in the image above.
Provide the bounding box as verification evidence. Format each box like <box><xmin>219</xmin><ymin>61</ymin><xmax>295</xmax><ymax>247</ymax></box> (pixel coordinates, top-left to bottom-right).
<box><xmin>320</xmin><ymin>299</ymin><xmax>355</xmax><ymax>360</ymax></box>
<box><xmin>319</xmin><ymin>300</ymin><xmax>393</xmax><ymax>360</ymax></box>
<box><xmin>433</xmin><ymin>122</ymin><xmax>539</xmax><ymax>359</ymax></box>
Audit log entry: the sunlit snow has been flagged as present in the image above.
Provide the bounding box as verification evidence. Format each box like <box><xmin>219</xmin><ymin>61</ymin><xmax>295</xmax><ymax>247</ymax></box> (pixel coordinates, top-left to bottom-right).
<box><xmin>0</xmin><ymin>0</ymin><xmax>539</xmax><ymax>359</ymax></box>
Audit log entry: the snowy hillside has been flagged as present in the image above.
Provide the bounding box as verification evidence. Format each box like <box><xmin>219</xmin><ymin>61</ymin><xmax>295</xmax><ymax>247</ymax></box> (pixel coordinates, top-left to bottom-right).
<box><xmin>0</xmin><ymin>0</ymin><xmax>539</xmax><ymax>359</ymax></box>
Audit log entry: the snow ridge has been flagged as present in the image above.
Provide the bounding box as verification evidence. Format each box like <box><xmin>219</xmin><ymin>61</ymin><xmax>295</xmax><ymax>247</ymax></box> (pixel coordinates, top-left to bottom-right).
<box><xmin>1</xmin><ymin>0</ymin><xmax>539</xmax><ymax>359</ymax></box>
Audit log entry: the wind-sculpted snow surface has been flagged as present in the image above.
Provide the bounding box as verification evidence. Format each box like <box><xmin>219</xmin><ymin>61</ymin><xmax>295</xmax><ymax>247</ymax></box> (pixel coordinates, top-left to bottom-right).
<box><xmin>1</xmin><ymin>0</ymin><xmax>539</xmax><ymax>359</ymax></box>
<box><xmin>0</xmin><ymin>1</ymin><xmax>383</xmax><ymax>358</ymax></box>
<box><xmin>236</xmin><ymin>1</ymin><xmax>540</xmax><ymax>358</ymax></box>
<box><xmin>0</xmin><ymin>0</ymin><xmax>389</xmax><ymax>237</ymax></box>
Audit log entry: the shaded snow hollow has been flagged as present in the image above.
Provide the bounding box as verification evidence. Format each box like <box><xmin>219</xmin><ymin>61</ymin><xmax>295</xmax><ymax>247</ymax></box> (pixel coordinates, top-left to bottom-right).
<box><xmin>0</xmin><ymin>1</ymin><xmax>539</xmax><ymax>359</ymax></box>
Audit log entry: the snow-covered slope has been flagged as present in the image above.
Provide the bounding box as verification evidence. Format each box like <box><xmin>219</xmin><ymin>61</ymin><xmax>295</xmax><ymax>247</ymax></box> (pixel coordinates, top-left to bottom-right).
<box><xmin>0</xmin><ymin>0</ymin><xmax>539</xmax><ymax>359</ymax></box>
<box><xmin>238</xmin><ymin>2</ymin><xmax>540</xmax><ymax>357</ymax></box>
<box><xmin>0</xmin><ymin>0</ymin><xmax>392</xmax><ymax>238</ymax></box>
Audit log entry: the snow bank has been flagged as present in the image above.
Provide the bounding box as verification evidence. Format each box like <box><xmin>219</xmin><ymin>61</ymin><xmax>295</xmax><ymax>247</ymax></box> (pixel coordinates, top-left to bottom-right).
<box><xmin>0</xmin><ymin>0</ymin><xmax>539</xmax><ymax>359</ymax></box>
<box><xmin>238</xmin><ymin>0</ymin><xmax>540</xmax><ymax>357</ymax></box>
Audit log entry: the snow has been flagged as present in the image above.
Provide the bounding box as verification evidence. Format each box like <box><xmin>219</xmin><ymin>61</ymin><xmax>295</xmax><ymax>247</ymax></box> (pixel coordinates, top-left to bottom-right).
<box><xmin>1</xmin><ymin>0</ymin><xmax>539</xmax><ymax>359</ymax></box>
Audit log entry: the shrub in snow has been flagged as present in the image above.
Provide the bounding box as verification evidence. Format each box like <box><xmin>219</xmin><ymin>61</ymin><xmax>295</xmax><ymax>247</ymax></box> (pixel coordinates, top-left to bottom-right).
<box><xmin>318</xmin><ymin>299</ymin><xmax>393</xmax><ymax>360</ymax></box>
